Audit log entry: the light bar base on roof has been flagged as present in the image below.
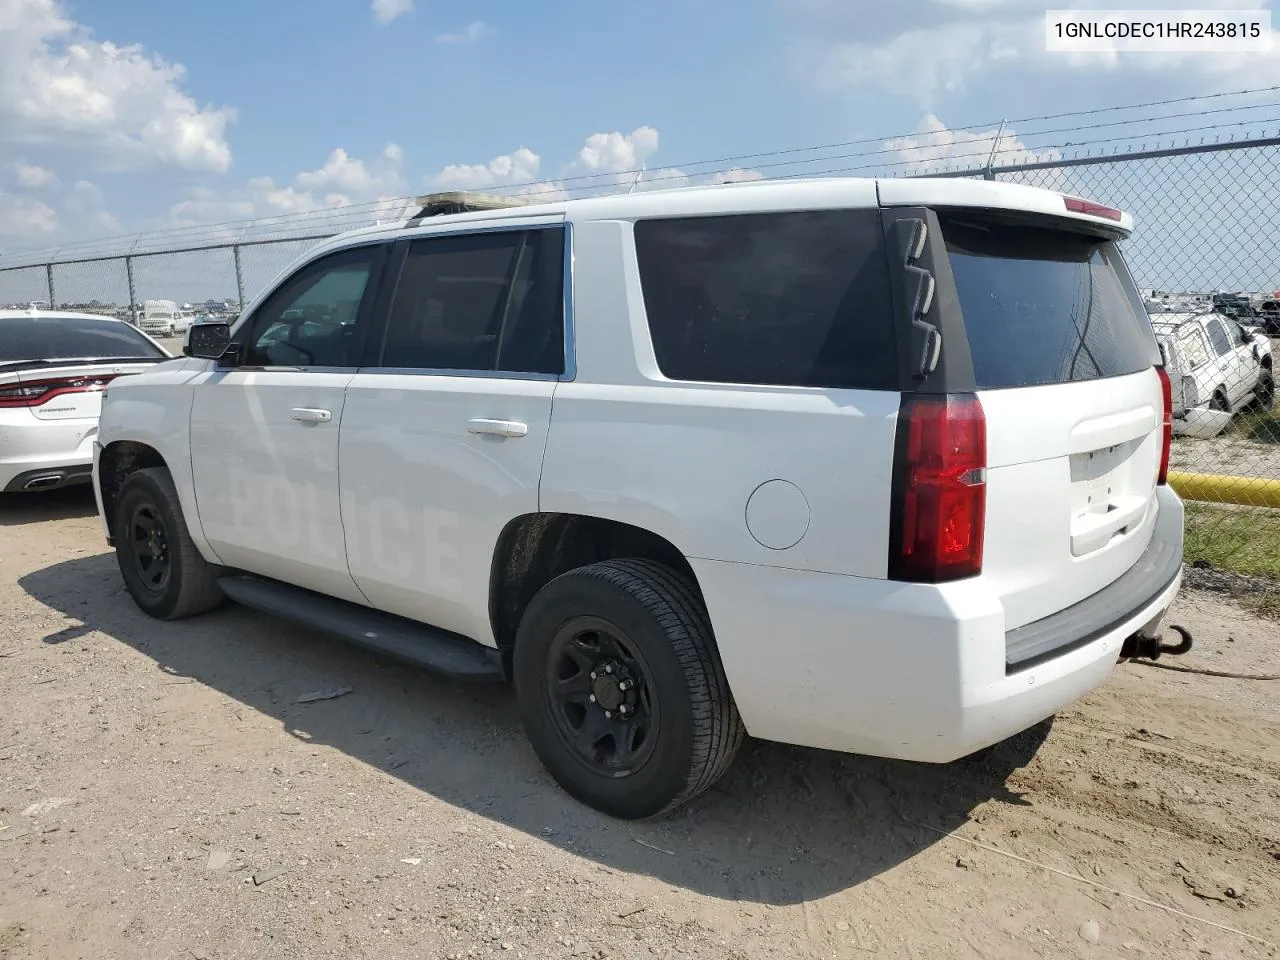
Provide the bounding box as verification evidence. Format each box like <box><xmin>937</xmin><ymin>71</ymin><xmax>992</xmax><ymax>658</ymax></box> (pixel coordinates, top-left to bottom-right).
<box><xmin>408</xmin><ymin>191</ymin><xmax>530</xmax><ymax>223</ymax></box>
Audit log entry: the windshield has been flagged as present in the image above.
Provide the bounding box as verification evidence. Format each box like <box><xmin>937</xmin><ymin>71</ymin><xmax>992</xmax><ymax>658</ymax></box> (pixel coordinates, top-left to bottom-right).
<box><xmin>939</xmin><ymin>214</ymin><xmax>1160</xmax><ymax>389</ymax></box>
<box><xmin>0</xmin><ymin>316</ymin><xmax>168</xmax><ymax>362</ymax></box>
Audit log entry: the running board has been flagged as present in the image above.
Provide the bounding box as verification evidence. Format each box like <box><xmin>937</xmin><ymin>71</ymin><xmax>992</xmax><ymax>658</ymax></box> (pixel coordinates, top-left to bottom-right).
<box><xmin>216</xmin><ymin>575</ymin><xmax>503</xmax><ymax>683</ymax></box>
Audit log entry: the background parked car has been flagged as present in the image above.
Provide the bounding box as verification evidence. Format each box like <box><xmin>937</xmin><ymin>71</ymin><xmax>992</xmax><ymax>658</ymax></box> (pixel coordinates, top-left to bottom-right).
<box><xmin>0</xmin><ymin>310</ymin><xmax>171</xmax><ymax>492</ymax></box>
<box><xmin>1151</xmin><ymin>311</ymin><xmax>1273</xmax><ymax>437</ymax></box>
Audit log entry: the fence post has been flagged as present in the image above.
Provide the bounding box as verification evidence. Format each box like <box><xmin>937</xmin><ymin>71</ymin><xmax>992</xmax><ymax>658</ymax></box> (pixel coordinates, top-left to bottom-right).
<box><xmin>233</xmin><ymin>244</ymin><xmax>245</xmax><ymax>308</ymax></box>
<box><xmin>125</xmin><ymin>255</ymin><xmax>137</xmax><ymax>325</ymax></box>
<box><xmin>45</xmin><ymin>263</ymin><xmax>56</xmax><ymax>309</ymax></box>
<box><xmin>984</xmin><ymin>119</ymin><xmax>1007</xmax><ymax>181</ymax></box>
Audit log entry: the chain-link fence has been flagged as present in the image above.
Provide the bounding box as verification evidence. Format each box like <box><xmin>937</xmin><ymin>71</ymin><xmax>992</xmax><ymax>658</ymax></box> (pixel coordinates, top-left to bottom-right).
<box><xmin>3</xmin><ymin>137</ymin><xmax>1279</xmax><ymax>605</ymax></box>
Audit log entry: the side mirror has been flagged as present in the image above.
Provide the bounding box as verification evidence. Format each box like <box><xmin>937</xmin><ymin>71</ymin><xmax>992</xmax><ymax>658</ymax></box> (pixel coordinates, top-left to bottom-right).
<box><xmin>184</xmin><ymin>322</ymin><xmax>237</xmax><ymax>363</ymax></box>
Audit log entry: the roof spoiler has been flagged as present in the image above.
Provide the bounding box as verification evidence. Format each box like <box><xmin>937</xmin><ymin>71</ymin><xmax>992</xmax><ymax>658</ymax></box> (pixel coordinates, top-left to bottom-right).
<box><xmin>406</xmin><ymin>191</ymin><xmax>529</xmax><ymax>226</ymax></box>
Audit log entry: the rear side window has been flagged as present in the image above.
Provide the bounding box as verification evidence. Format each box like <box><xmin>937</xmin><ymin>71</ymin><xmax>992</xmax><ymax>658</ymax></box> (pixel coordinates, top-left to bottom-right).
<box><xmin>1205</xmin><ymin>317</ymin><xmax>1234</xmax><ymax>357</ymax></box>
<box><xmin>633</xmin><ymin>210</ymin><xmax>897</xmax><ymax>390</ymax></box>
<box><xmin>940</xmin><ymin>215</ymin><xmax>1159</xmax><ymax>389</ymax></box>
<box><xmin>0</xmin><ymin>316</ymin><xmax>167</xmax><ymax>362</ymax></box>
<box><xmin>379</xmin><ymin>227</ymin><xmax>564</xmax><ymax>375</ymax></box>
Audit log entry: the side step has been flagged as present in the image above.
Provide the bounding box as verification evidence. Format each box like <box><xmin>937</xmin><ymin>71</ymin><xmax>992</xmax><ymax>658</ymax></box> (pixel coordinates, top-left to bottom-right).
<box><xmin>217</xmin><ymin>575</ymin><xmax>504</xmax><ymax>683</ymax></box>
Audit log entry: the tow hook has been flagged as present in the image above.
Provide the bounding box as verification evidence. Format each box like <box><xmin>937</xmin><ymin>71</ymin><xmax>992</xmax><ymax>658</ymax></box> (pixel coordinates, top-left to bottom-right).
<box><xmin>1120</xmin><ymin>624</ymin><xmax>1194</xmax><ymax>661</ymax></box>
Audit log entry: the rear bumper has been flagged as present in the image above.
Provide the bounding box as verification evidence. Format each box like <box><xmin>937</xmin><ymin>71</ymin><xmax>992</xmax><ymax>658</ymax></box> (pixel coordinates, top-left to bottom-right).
<box><xmin>0</xmin><ymin>416</ymin><xmax>97</xmax><ymax>492</ymax></box>
<box><xmin>693</xmin><ymin>485</ymin><xmax>1184</xmax><ymax>762</ymax></box>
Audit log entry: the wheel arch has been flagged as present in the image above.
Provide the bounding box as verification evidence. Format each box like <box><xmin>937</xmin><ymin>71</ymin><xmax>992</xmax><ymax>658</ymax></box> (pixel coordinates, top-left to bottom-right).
<box><xmin>488</xmin><ymin>512</ymin><xmax>705</xmax><ymax>665</ymax></box>
<box><xmin>98</xmin><ymin>440</ymin><xmax>169</xmax><ymax>537</ymax></box>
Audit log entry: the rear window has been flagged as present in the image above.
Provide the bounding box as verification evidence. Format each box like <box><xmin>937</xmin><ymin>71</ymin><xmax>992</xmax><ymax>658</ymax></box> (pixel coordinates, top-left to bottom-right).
<box><xmin>940</xmin><ymin>215</ymin><xmax>1158</xmax><ymax>389</ymax></box>
<box><xmin>633</xmin><ymin>210</ymin><xmax>897</xmax><ymax>390</ymax></box>
<box><xmin>0</xmin><ymin>316</ymin><xmax>167</xmax><ymax>362</ymax></box>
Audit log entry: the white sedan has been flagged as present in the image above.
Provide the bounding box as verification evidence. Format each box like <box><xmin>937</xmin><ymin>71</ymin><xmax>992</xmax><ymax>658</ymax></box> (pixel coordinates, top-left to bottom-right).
<box><xmin>1</xmin><ymin>310</ymin><xmax>171</xmax><ymax>493</ymax></box>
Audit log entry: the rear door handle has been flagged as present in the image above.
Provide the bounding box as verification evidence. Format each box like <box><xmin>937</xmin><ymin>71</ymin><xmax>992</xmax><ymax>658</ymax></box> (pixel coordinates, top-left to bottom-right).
<box><xmin>290</xmin><ymin>407</ymin><xmax>333</xmax><ymax>423</ymax></box>
<box><xmin>467</xmin><ymin>418</ymin><xmax>528</xmax><ymax>438</ymax></box>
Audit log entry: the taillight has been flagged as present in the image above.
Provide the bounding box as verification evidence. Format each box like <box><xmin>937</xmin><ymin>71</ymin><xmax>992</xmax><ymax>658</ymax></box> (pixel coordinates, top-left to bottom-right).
<box><xmin>0</xmin><ymin>375</ymin><xmax>115</xmax><ymax>408</ymax></box>
<box><xmin>1155</xmin><ymin>366</ymin><xmax>1172</xmax><ymax>485</ymax></box>
<box><xmin>1063</xmin><ymin>195</ymin><xmax>1123</xmax><ymax>222</ymax></box>
<box><xmin>889</xmin><ymin>394</ymin><xmax>986</xmax><ymax>583</ymax></box>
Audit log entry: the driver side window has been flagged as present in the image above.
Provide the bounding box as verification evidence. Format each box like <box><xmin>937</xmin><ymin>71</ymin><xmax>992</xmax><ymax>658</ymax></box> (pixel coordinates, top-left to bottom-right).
<box><xmin>243</xmin><ymin>246</ymin><xmax>383</xmax><ymax>367</ymax></box>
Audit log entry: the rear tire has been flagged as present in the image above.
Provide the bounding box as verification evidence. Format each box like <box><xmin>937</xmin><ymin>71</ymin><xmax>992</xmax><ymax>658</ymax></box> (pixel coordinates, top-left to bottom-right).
<box><xmin>113</xmin><ymin>467</ymin><xmax>223</xmax><ymax>620</ymax></box>
<box><xmin>1255</xmin><ymin>368</ymin><xmax>1275</xmax><ymax>410</ymax></box>
<box><xmin>514</xmin><ymin>559</ymin><xmax>744</xmax><ymax>819</ymax></box>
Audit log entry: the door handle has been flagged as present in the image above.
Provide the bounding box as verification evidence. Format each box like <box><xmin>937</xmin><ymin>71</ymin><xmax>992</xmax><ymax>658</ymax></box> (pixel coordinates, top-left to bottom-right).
<box><xmin>290</xmin><ymin>407</ymin><xmax>333</xmax><ymax>423</ymax></box>
<box><xmin>467</xmin><ymin>418</ymin><xmax>528</xmax><ymax>438</ymax></box>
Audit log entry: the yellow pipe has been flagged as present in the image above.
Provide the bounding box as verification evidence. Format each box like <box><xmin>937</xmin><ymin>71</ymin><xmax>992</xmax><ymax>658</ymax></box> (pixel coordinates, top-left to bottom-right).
<box><xmin>1167</xmin><ymin>471</ymin><xmax>1280</xmax><ymax>509</ymax></box>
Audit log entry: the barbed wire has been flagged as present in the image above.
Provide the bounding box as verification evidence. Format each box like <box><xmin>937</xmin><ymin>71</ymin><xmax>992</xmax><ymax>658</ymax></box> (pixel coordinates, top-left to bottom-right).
<box><xmin>2</xmin><ymin>86</ymin><xmax>1278</xmax><ymax>268</ymax></box>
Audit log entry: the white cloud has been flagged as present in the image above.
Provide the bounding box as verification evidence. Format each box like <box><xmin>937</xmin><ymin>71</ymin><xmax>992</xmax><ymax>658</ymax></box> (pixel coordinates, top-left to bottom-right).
<box><xmin>0</xmin><ymin>0</ymin><xmax>235</xmax><ymax>172</ymax></box>
<box><xmin>711</xmin><ymin>167</ymin><xmax>766</xmax><ymax>184</ymax></box>
<box><xmin>62</xmin><ymin>179</ymin><xmax>122</xmax><ymax>234</ymax></box>
<box><xmin>434</xmin><ymin>146</ymin><xmax>543</xmax><ymax>191</ymax></box>
<box><xmin>371</xmin><ymin>0</ymin><xmax>412</xmax><ymax>25</ymax></box>
<box><xmin>786</xmin><ymin>0</ymin><xmax>1280</xmax><ymax>104</ymax></box>
<box><xmin>167</xmin><ymin>143</ymin><xmax>409</xmax><ymax>228</ymax></box>
<box><xmin>435</xmin><ymin>21</ymin><xmax>490</xmax><ymax>44</ymax></box>
<box><xmin>883</xmin><ymin>115</ymin><xmax>1061</xmax><ymax>175</ymax></box>
<box><xmin>572</xmin><ymin>126</ymin><xmax>660</xmax><ymax>175</ymax></box>
<box><xmin>0</xmin><ymin>191</ymin><xmax>57</xmax><ymax>240</ymax></box>
<box><xmin>13</xmin><ymin>161</ymin><xmax>56</xmax><ymax>189</ymax></box>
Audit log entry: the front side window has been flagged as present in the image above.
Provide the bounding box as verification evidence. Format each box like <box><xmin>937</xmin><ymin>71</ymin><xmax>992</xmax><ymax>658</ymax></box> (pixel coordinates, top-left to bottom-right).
<box><xmin>633</xmin><ymin>210</ymin><xmax>897</xmax><ymax>390</ymax></box>
<box><xmin>1205</xmin><ymin>317</ymin><xmax>1233</xmax><ymax>357</ymax></box>
<box><xmin>242</xmin><ymin>246</ymin><xmax>381</xmax><ymax>367</ymax></box>
<box><xmin>378</xmin><ymin>227</ymin><xmax>565</xmax><ymax>375</ymax></box>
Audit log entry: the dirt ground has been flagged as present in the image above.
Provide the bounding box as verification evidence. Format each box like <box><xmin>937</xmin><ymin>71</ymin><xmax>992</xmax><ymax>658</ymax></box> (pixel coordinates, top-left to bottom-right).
<box><xmin>2</xmin><ymin>489</ymin><xmax>1278</xmax><ymax>960</ymax></box>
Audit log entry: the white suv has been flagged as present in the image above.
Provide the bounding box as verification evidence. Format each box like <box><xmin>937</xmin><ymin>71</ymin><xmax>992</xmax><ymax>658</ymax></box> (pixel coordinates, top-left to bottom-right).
<box><xmin>92</xmin><ymin>179</ymin><xmax>1185</xmax><ymax>818</ymax></box>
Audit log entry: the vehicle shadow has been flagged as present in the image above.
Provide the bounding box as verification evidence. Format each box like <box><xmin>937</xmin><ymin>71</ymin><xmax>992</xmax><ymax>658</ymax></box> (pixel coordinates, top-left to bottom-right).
<box><xmin>20</xmin><ymin>553</ymin><xmax>1050</xmax><ymax>906</ymax></box>
<box><xmin>0</xmin><ymin>486</ymin><xmax>98</xmax><ymax>526</ymax></box>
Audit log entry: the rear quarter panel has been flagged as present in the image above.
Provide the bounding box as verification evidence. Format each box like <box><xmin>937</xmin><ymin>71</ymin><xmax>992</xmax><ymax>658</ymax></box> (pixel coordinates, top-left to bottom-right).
<box><xmin>539</xmin><ymin>219</ymin><xmax>899</xmax><ymax>577</ymax></box>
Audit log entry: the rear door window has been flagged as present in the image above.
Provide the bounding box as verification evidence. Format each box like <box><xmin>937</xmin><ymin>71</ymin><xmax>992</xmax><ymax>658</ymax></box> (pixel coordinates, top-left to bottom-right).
<box><xmin>1177</xmin><ymin>325</ymin><xmax>1211</xmax><ymax>370</ymax></box>
<box><xmin>632</xmin><ymin>210</ymin><xmax>897</xmax><ymax>390</ymax></box>
<box><xmin>939</xmin><ymin>214</ymin><xmax>1159</xmax><ymax>389</ymax></box>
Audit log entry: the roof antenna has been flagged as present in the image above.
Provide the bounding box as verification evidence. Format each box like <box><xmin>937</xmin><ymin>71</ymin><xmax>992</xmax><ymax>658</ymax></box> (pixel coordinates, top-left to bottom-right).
<box><xmin>627</xmin><ymin>165</ymin><xmax>646</xmax><ymax>195</ymax></box>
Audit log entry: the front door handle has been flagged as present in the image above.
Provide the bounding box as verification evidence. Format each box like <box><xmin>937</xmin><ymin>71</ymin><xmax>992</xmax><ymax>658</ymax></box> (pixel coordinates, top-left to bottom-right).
<box><xmin>290</xmin><ymin>407</ymin><xmax>333</xmax><ymax>423</ymax></box>
<box><xmin>467</xmin><ymin>418</ymin><xmax>528</xmax><ymax>438</ymax></box>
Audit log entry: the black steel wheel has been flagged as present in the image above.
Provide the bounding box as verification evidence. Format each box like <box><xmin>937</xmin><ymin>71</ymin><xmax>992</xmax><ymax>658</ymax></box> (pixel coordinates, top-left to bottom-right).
<box><xmin>545</xmin><ymin>616</ymin><xmax>660</xmax><ymax>778</ymax></box>
<box><xmin>514</xmin><ymin>559</ymin><xmax>744</xmax><ymax>819</ymax></box>
<box><xmin>113</xmin><ymin>467</ymin><xmax>224</xmax><ymax>620</ymax></box>
<box><xmin>126</xmin><ymin>501</ymin><xmax>172</xmax><ymax>595</ymax></box>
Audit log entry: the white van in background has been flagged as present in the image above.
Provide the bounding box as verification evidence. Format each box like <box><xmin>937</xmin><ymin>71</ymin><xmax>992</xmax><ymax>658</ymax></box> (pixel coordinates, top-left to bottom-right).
<box><xmin>136</xmin><ymin>299</ymin><xmax>179</xmax><ymax>337</ymax></box>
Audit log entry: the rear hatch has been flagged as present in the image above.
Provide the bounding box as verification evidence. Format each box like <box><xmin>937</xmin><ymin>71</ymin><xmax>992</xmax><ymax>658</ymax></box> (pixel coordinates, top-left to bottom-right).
<box><xmin>935</xmin><ymin>208</ymin><xmax>1164</xmax><ymax>630</ymax></box>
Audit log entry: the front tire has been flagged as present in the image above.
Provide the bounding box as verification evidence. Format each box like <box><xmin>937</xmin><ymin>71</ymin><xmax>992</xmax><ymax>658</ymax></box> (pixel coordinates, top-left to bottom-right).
<box><xmin>113</xmin><ymin>467</ymin><xmax>223</xmax><ymax>619</ymax></box>
<box><xmin>514</xmin><ymin>559</ymin><xmax>744</xmax><ymax>819</ymax></box>
<box><xmin>1255</xmin><ymin>367</ymin><xmax>1275</xmax><ymax>410</ymax></box>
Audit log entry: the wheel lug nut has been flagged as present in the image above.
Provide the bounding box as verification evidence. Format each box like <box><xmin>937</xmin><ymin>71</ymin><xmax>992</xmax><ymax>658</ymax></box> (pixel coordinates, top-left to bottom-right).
<box><xmin>589</xmin><ymin>694</ymin><xmax>596</xmax><ymax>703</ymax></box>
<box><xmin>604</xmin><ymin>711</ymin><xmax>612</xmax><ymax>719</ymax></box>
<box><xmin>605</xmin><ymin>665</ymin><xmax>613</xmax><ymax>674</ymax></box>
<box><xmin>618</xmin><ymin>681</ymin><xmax>628</xmax><ymax>691</ymax></box>
<box><xmin>619</xmin><ymin>705</ymin><xmax>628</xmax><ymax>715</ymax></box>
<box><xmin>590</xmin><ymin>671</ymin><xmax>597</xmax><ymax>680</ymax></box>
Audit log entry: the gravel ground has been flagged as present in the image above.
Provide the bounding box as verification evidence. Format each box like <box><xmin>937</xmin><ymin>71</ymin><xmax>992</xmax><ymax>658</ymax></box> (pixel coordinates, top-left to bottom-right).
<box><xmin>2</xmin><ymin>489</ymin><xmax>1279</xmax><ymax>960</ymax></box>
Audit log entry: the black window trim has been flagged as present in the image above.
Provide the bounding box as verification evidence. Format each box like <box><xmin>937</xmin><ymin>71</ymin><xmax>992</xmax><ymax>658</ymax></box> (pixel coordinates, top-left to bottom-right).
<box><xmin>226</xmin><ymin>240</ymin><xmax>392</xmax><ymax>373</ymax></box>
<box><xmin>357</xmin><ymin>220</ymin><xmax>575</xmax><ymax>382</ymax></box>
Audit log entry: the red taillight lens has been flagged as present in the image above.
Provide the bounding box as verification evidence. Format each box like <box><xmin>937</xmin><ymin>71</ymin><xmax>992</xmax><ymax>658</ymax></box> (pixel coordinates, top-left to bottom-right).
<box><xmin>890</xmin><ymin>394</ymin><xmax>986</xmax><ymax>583</ymax></box>
<box><xmin>1156</xmin><ymin>366</ymin><xmax>1172</xmax><ymax>485</ymax></box>
<box><xmin>0</xmin><ymin>375</ymin><xmax>115</xmax><ymax>408</ymax></box>
<box><xmin>1063</xmin><ymin>196</ymin><xmax>1123</xmax><ymax>222</ymax></box>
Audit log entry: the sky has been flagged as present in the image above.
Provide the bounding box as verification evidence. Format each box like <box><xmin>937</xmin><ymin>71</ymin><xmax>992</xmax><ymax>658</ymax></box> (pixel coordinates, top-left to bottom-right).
<box><xmin>1</xmin><ymin>0</ymin><xmax>1279</xmax><ymax>299</ymax></box>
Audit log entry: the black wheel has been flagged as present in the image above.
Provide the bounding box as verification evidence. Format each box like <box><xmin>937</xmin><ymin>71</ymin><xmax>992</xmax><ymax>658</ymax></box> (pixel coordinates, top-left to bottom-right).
<box><xmin>1256</xmin><ymin>368</ymin><xmax>1275</xmax><ymax>410</ymax></box>
<box><xmin>113</xmin><ymin>467</ymin><xmax>223</xmax><ymax>620</ymax></box>
<box><xmin>1210</xmin><ymin>389</ymin><xmax>1230</xmax><ymax>413</ymax></box>
<box><xmin>514</xmin><ymin>559</ymin><xmax>744</xmax><ymax>819</ymax></box>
